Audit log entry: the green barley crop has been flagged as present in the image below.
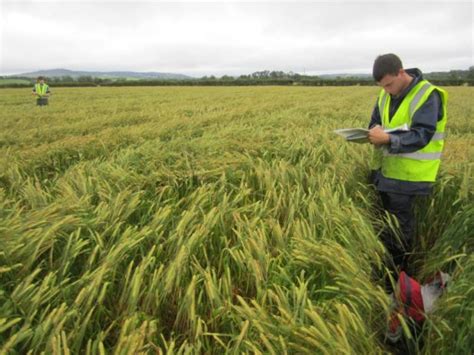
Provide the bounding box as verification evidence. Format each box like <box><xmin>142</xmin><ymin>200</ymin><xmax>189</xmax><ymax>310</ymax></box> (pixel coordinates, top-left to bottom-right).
<box><xmin>0</xmin><ymin>86</ymin><xmax>472</xmax><ymax>354</ymax></box>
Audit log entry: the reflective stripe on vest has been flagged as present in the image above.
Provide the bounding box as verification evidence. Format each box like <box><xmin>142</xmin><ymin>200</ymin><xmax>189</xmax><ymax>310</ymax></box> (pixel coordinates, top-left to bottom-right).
<box><xmin>409</xmin><ymin>82</ymin><xmax>432</xmax><ymax>118</ymax></box>
<box><xmin>383</xmin><ymin>151</ymin><xmax>442</xmax><ymax>160</ymax></box>
<box><xmin>431</xmin><ymin>132</ymin><xmax>445</xmax><ymax>141</ymax></box>
<box><xmin>379</xmin><ymin>93</ymin><xmax>388</xmax><ymax>119</ymax></box>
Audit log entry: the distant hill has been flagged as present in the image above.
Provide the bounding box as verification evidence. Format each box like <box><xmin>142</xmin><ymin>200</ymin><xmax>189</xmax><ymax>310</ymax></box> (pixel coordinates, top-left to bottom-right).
<box><xmin>12</xmin><ymin>68</ymin><xmax>192</xmax><ymax>80</ymax></box>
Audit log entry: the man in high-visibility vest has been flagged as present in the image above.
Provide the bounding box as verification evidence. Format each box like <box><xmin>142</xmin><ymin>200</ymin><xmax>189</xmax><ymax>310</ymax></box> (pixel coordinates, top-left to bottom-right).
<box><xmin>32</xmin><ymin>76</ymin><xmax>51</xmax><ymax>106</ymax></box>
<box><xmin>367</xmin><ymin>54</ymin><xmax>447</xmax><ymax>287</ymax></box>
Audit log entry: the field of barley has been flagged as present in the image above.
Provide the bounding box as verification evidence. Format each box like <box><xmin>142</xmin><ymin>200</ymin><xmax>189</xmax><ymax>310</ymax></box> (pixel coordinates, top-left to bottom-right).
<box><xmin>0</xmin><ymin>86</ymin><xmax>472</xmax><ymax>354</ymax></box>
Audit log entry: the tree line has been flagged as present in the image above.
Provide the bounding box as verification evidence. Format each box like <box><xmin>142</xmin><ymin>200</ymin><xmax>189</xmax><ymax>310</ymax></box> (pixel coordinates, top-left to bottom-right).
<box><xmin>2</xmin><ymin>67</ymin><xmax>473</xmax><ymax>88</ymax></box>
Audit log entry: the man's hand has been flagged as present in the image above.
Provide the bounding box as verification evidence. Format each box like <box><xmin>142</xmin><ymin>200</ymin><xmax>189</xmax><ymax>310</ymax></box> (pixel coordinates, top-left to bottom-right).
<box><xmin>368</xmin><ymin>125</ymin><xmax>390</xmax><ymax>145</ymax></box>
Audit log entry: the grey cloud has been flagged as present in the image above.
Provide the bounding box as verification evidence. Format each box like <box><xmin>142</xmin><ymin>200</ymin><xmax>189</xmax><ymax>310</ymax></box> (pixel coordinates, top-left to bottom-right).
<box><xmin>1</xmin><ymin>1</ymin><xmax>472</xmax><ymax>76</ymax></box>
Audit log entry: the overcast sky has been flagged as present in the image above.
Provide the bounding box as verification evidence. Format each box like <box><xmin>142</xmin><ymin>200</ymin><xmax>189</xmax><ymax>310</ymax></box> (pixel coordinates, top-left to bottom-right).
<box><xmin>1</xmin><ymin>0</ymin><xmax>472</xmax><ymax>77</ymax></box>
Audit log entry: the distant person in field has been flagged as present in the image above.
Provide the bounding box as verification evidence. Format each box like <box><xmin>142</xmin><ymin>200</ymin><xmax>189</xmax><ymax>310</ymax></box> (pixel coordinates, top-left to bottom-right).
<box><xmin>32</xmin><ymin>76</ymin><xmax>51</xmax><ymax>106</ymax></box>
<box><xmin>367</xmin><ymin>54</ymin><xmax>447</xmax><ymax>285</ymax></box>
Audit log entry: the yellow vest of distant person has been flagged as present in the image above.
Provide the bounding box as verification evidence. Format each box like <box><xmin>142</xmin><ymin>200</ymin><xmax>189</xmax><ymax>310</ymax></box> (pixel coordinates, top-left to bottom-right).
<box><xmin>373</xmin><ymin>80</ymin><xmax>447</xmax><ymax>182</ymax></box>
<box><xmin>35</xmin><ymin>83</ymin><xmax>49</xmax><ymax>97</ymax></box>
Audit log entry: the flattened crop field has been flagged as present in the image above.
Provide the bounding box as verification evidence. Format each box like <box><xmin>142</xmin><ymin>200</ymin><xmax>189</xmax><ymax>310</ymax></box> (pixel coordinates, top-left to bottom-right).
<box><xmin>0</xmin><ymin>86</ymin><xmax>472</xmax><ymax>354</ymax></box>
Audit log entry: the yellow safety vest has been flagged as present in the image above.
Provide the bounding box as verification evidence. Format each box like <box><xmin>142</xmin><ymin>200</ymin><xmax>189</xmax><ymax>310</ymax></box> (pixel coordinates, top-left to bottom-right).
<box><xmin>374</xmin><ymin>80</ymin><xmax>447</xmax><ymax>182</ymax></box>
<box><xmin>35</xmin><ymin>83</ymin><xmax>49</xmax><ymax>97</ymax></box>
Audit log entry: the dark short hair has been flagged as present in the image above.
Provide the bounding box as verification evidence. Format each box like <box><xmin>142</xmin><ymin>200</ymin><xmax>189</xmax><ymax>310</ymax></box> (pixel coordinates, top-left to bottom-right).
<box><xmin>372</xmin><ymin>54</ymin><xmax>403</xmax><ymax>82</ymax></box>
<box><xmin>37</xmin><ymin>76</ymin><xmax>44</xmax><ymax>81</ymax></box>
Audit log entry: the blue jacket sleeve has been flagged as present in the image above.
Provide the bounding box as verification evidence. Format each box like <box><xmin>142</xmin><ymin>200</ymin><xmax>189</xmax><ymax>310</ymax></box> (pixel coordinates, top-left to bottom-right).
<box><xmin>388</xmin><ymin>91</ymin><xmax>442</xmax><ymax>154</ymax></box>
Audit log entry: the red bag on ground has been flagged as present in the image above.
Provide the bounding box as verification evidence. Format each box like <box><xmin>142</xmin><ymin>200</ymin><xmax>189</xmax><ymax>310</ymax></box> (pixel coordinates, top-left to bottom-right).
<box><xmin>397</xmin><ymin>271</ymin><xmax>425</xmax><ymax>323</ymax></box>
<box><xmin>386</xmin><ymin>271</ymin><xmax>424</xmax><ymax>343</ymax></box>
<box><xmin>386</xmin><ymin>271</ymin><xmax>450</xmax><ymax>343</ymax></box>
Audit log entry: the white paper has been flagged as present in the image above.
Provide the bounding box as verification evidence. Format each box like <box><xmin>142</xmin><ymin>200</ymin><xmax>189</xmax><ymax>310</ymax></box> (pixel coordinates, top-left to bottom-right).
<box><xmin>333</xmin><ymin>124</ymin><xmax>409</xmax><ymax>144</ymax></box>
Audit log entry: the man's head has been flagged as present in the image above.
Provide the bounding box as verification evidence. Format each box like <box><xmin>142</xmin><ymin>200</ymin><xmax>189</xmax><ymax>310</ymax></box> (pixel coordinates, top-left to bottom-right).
<box><xmin>373</xmin><ymin>54</ymin><xmax>411</xmax><ymax>96</ymax></box>
<box><xmin>37</xmin><ymin>76</ymin><xmax>45</xmax><ymax>84</ymax></box>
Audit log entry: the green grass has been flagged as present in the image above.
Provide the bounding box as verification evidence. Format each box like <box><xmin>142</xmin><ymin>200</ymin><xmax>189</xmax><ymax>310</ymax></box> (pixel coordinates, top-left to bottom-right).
<box><xmin>0</xmin><ymin>86</ymin><xmax>472</xmax><ymax>354</ymax></box>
